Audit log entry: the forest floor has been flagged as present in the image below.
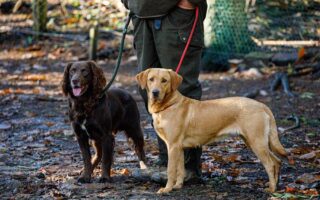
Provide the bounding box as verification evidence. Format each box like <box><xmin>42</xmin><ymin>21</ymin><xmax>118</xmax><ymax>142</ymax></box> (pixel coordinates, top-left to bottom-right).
<box><xmin>0</xmin><ymin>3</ymin><xmax>319</xmax><ymax>199</ymax></box>
<box><xmin>0</xmin><ymin>36</ymin><xmax>319</xmax><ymax>199</ymax></box>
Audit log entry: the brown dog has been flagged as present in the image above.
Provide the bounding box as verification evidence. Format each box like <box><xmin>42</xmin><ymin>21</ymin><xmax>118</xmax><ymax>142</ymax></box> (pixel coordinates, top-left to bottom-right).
<box><xmin>136</xmin><ymin>68</ymin><xmax>287</xmax><ymax>193</ymax></box>
<box><xmin>62</xmin><ymin>61</ymin><xmax>147</xmax><ymax>183</ymax></box>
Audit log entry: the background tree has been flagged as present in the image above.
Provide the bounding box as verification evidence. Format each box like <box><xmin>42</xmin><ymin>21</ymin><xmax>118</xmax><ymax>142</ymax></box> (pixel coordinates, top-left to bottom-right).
<box><xmin>32</xmin><ymin>0</ymin><xmax>47</xmax><ymax>38</ymax></box>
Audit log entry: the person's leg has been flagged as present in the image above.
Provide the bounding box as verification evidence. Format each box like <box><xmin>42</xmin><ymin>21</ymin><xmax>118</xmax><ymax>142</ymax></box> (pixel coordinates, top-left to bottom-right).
<box><xmin>132</xmin><ymin>17</ymin><xmax>168</xmax><ymax>166</ymax></box>
<box><xmin>154</xmin><ymin>7</ymin><xmax>205</xmax><ymax>177</ymax></box>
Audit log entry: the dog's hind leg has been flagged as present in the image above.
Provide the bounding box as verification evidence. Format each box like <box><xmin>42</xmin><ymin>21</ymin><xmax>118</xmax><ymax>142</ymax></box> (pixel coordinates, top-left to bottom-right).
<box><xmin>265</xmin><ymin>110</ymin><xmax>284</xmax><ymax>186</ymax></box>
<box><xmin>250</xmin><ymin>144</ymin><xmax>278</xmax><ymax>192</ymax></box>
<box><xmin>269</xmin><ymin>151</ymin><xmax>281</xmax><ymax>186</ymax></box>
<box><xmin>125</xmin><ymin>126</ymin><xmax>147</xmax><ymax>169</ymax></box>
<box><xmin>99</xmin><ymin>134</ymin><xmax>114</xmax><ymax>183</ymax></box>
<box><xmin>91</xmin><ymin>140</ymin><xmax>102</xmax><ymax>170</ymax></box>
<box><xmin>242</xmin><ymin>126</ymin><xmax>279</xmax><ymax>192</ymax></box>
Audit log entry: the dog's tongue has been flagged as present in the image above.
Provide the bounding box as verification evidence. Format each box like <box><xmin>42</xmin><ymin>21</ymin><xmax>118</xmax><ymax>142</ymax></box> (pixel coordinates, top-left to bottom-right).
<box><xmin>73</xmin><ymin>88</ymin><xmax>82</xmax><ymax>96</ymax></box>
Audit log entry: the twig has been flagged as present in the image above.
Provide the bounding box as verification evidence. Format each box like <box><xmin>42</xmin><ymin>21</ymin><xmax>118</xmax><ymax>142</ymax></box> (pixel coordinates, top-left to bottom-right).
<box><xmin>13</xmin><ymin>0</ymin><xmax>23</xmax><ymax>13</ymax></box>
<box><xmin>252</xmin><ymin>37</ymin><xmax>320</xmax><ymax>47</ymax></box>
<box><xmin>278</xmin><ymin>114</ymin><xmax>300</xmax><ymax>133</ymax></box>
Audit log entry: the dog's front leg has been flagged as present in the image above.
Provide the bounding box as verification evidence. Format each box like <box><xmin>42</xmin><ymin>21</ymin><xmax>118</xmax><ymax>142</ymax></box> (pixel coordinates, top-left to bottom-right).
<box><xmin>99</xmin><ymin>133</ymin><xmax>114</xmax><ymax>183</ymax></box>
<box><xmin>173</xmin><ymin>147</ymin><xmax>184</xmax><ymax>189</ymax></box>
<box><xmin>73</xmin><ymin>124</ymin><xmax>93</xmax><ymax>183</ymax></box>
<box><xmin>157</xmin><ymin>144</ymin><xmax>181</xmax><ymax>194</ymax></box>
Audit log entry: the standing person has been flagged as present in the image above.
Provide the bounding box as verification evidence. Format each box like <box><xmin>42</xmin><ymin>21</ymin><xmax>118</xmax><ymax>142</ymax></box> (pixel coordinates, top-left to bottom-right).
<box><xmin>121</xmin><ymin>0</ymin><xmax>207</xmax><ymax>181</ymax></box>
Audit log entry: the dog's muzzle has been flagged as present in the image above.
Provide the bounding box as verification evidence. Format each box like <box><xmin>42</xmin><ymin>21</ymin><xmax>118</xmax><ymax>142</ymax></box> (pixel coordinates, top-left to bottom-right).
<box><xmin>152</xmin><ymin>89</ymin><xmax>160</xmax><ymax>98</ymax></box>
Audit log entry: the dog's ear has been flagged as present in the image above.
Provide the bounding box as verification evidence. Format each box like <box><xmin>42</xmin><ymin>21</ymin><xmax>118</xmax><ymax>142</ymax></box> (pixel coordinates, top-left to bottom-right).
<box><xmin>169</xmin><ymin>70</ymin><xmax>183</xmax><ymax>91</ymax></box>
<box><xmin>61</xmin><ymin>63</ymin><xmax>72</xmax><ymax>96</ymax></box>
<box><xmin>136</xmin><ymin>69</ymin><xmax>150</xmax><ymax>90</ymax></box>
<box><xmin>88</xmin><ymin>61</ymin><xmax>106</xmax><ymax>94</ymax></box>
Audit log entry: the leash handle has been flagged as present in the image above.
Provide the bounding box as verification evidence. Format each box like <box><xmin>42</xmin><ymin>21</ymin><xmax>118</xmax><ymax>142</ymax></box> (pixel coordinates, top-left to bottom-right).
<box><xmin>100</xmin><ymin>13</ymin><xmax>132</xmax><ymax>97</ymax></box>
<box><xmin>175</xmin><ymin>7</ymin><xmax>199</xmax><ymax>74</ymax></box>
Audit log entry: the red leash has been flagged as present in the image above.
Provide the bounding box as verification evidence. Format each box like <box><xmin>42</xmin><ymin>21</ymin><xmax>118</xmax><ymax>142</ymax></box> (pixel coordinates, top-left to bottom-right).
<box><xmin>175</xmin><ymin>7</ymin><xmax>199</xmax><ymax>73</ymax></box>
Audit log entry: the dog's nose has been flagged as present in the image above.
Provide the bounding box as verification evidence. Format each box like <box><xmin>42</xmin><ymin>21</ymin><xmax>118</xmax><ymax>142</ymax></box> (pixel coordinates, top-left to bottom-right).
<box><xmin>72</xmin><ymin>79</ymin><xmax>79</xmax><ymax>85</ymax></box>
<box><xmin>152</xmin><ymin>90</ymin><xmax>160</xmax><ymax>98</ymax></box>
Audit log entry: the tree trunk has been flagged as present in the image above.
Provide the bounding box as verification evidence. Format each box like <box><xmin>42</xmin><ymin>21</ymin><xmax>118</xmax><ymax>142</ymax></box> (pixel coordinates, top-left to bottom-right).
<box><xmin>32</xmin><ymin>0</ymin><xmax>47</xmax><ymax>38</ymax></box>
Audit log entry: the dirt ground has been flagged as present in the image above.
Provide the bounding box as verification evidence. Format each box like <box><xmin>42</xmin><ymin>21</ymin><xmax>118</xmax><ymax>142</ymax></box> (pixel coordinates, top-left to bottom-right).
<box><xmin>0</xmin><ymin>32</ymin><xmax>319</xmax><ymax>199</ymax></box>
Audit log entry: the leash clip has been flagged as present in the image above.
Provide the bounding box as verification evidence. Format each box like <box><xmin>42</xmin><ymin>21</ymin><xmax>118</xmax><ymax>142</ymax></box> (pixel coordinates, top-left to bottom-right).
<box><xmin>154</xmin><ymin>19</ymin><xmax>162</xmax><ymax>30</ymax></box>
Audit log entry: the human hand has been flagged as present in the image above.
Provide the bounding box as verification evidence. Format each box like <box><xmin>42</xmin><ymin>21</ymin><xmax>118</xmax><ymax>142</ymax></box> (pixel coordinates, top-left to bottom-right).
<box><xmin>177</xmin><ymin>0</ymin><xmax>195</xmax><ymax>10</ymax></box>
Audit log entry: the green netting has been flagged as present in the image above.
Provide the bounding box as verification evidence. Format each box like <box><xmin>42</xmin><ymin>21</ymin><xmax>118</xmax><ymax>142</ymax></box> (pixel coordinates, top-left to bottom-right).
<box><xmin>202</xmin><ymin>0</ymin><xmax>320</xmax><ymax>71</ymax></box>
<box><xmin>202</xmin><ymin>0</ymin><xmax>255</xmax><ymax>71</ymax></box>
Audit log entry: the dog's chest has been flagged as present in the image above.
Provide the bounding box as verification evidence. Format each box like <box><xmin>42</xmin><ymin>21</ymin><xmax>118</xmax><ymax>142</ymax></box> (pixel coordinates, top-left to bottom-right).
<box><xmin>152</xmin><ymin>113</ymin><xmax>169</xmax><ymax>141</ymax></box>
<box><xmin>80</xmin><ymin>119</ymin><xmax>92</xmax><ymax>138</ymax></box>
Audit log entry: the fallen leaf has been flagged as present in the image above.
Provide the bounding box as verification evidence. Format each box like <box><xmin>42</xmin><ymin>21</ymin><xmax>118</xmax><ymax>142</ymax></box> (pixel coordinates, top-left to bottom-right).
<box><xmin>228</xmin><ymin>168</ymin><xmax>240</xmax><ymax>177</ymax></box>
<box><xmin>63</xmin><ymin>130</ymin><xmax>73</xmax><ymax>137</ymax></box>
<box><xmin>40</xmin><ymin>165</ymin><xmax>60</xmax><ymax>175</ymax></box>
<box><xmin>0</xmin><ymin>88</ymin><xmax>12</xmax><ymax>95</ymax></box>
<box><xmin>211</xmin><ymin>154</ymin><xmax>223</xmax><ymax>162</ymax></box>
<box><xmin>25</xmin><ymin>74</ymin><xmax>47</xmax><ymax>81</ymax></box>
<box><xmin>300</xmin><ymin>92</ymin><xmax>314</xmax><ymax>99</ymax></box>
<box><xmin>0</xmin><ymin>122</ymin><xmax>11</xmax><ymax>130</ymax></box>
<box><xmin>288</xmin><ymin>155</ymin><xmax>295</xmax><ymax>165</ymax></box>
<box><xmin>110</xmin><ymin>169</ymin><xmax>116</xmax><ymax>176</ymax></box>
<box><xmin>119</xmin><ymin>168</ymin><xmax>130</xmax><ymax>176</ymax></box>
<box><xmin>299</xmin><ymin>151</ymin><xmax>316</xmax><ymax>160</ymax></box>
<box><xmin>24</xmin><ymin>111</ymin><xmax>37</xmax><ymax>117</ymax></box>
<box><xmin>64</xmin><ymin>17</ymin><xmax>79</xmax><ymax>24</ymax></box>
<box><xmin>299</xmin><ymin>188</ymin><xmax>319</xmax><ymax>196</ymax></box>
<box><xmin>285</xmin><ymin>186</ymin><xmax>297</xmax><ymax>193</ymax></box>
<box><xmin>297</xmin><ymin>47</ymin><xmax>305</xmax><ymax>61</ymax></box>
<box><xmin>32</xmin><ymin>88</ymin><xmax>40</xmax><ymax>94</ymax></box>
<box><xmin>15</xmin><ymin>88</ymin><xmax>24</xmax><ymax>94</ymax></box>
<box><xmin>224</xmin><ymin>154</ymin><xmax>242</xmax><ymax>162</ymax></box>
<box><xmin>46</xmin><ymin>122</ymin><xmax>55</xmax><ymax>127</ymax></box>
<box><xmin>296</xmin><ymin>173</ymin><xmax>320</xmax><ymax>184</ymax></box>
<box><xmin>290</xmin><ymin>147</ymin><xmax>313</xmax><ymax>155</ymax></box>
<box><xmin>33</xmin><ymin>64</ymin><xmax>47</xmax><ymax>71</ymax></box>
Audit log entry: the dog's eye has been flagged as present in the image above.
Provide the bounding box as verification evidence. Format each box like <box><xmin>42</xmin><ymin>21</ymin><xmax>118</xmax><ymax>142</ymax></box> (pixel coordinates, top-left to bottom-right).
<box><xmin>161</xmin><ymin>78</ymin><xmax>167</xmax><ymax>83</ymax></box>
<box><xmin>70</xmin><ymin>68</ymin><xmax>76</xmax><ymax>74</ymax></box>
<box><xmin>81</xmin><ymin>69</ymin><xmax>89</xmax><ymax>76</ymax></box>
<box><xmin>149</xmin><ymin>77</ymin><xmax>154</xmax><ymax>82</ymax></box>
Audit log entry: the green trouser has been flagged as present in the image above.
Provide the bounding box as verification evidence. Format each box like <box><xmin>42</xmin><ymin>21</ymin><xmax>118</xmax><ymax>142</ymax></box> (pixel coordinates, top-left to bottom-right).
<box><xmin>132</xmin><ymin>7</ymin><xmax>205</xmax><ymax>177</ymax></box>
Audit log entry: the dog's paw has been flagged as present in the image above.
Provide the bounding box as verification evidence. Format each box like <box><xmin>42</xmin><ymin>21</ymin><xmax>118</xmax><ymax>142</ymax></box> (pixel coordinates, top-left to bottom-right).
<box><xmin>139</xmin><ymin>161</ymin><xmax>147</xmax><ymax>169</ymax></box>
<box><xmin>98</xmin><ymin>176</ymin><xmax>112</xmax><ymax>183</ymax></box>
<box><xmin>264</xmin><ymin>187</ymin><xmax>276</xmax><ymax>193</ymax></box>
<box><xmin>172</xmin><ymin>183</ymin><xmax>183</xmax><ymax>190</ymax></box>
<box><xmin>157</xmin><ymin>187</ymin><xmax>172</xmax><ymax>194</ymax></box>
<box><xmin>77</xmin><ymin>176</ymin><xmax>91</xmax><ymax>183</ymax></box>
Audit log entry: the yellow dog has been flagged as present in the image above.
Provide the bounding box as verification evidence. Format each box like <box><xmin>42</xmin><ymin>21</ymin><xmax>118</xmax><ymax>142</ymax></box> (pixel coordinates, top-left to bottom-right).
<box><xmin>136</xmin><ymin>68</ymin><xmax>287</xmax><ymax>194</ymax></box>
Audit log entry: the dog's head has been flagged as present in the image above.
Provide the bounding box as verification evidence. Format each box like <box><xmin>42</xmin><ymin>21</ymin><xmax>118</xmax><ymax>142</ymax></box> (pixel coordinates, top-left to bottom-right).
<box><xmin>136</xmin><ymin>68</ymin><xmax>183</xmax><ymax>103</ymax></box>
<box><xmin>62</xmin><ymin>61</ymin><xmax>106</xmax><ymax>98</ymax></box>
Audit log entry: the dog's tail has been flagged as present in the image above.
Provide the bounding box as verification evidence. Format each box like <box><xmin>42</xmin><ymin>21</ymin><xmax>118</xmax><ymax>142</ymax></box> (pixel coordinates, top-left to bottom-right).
<box><xmin>265</xmin><ymin>107</ymin><xmax>288</xmax><ymax>158</ymax></box>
